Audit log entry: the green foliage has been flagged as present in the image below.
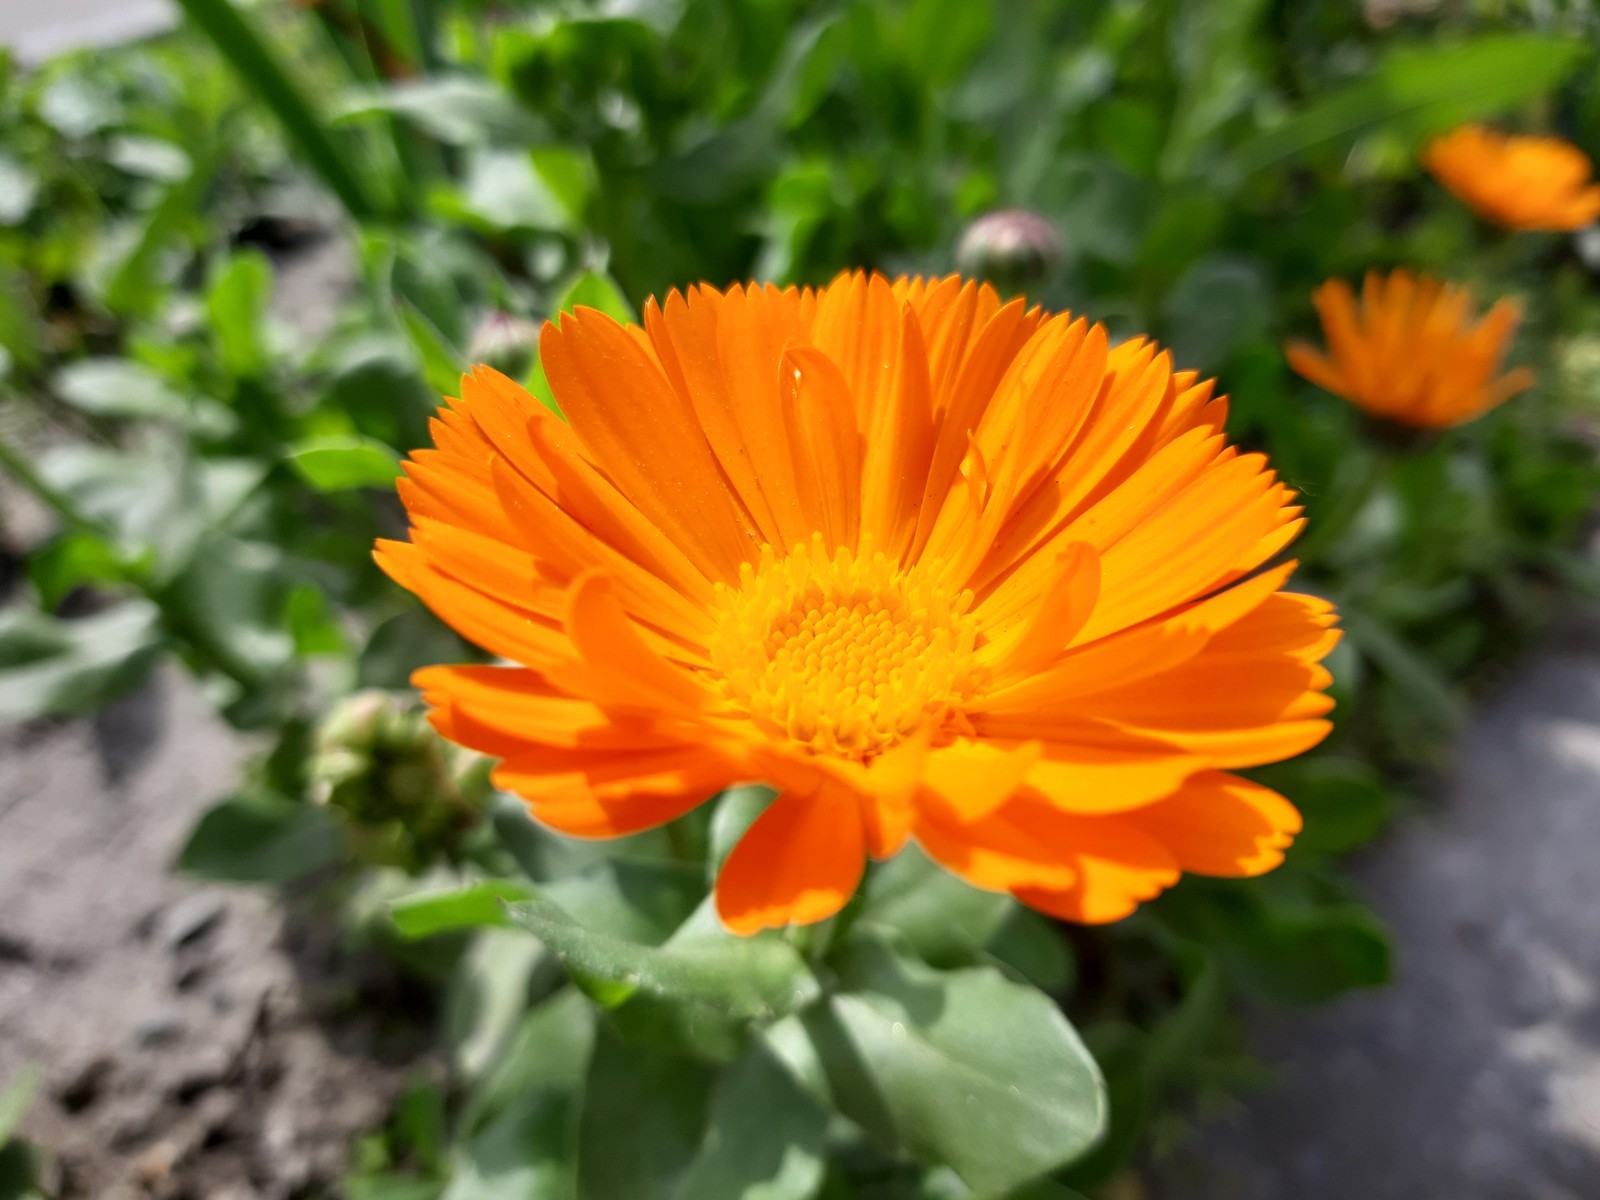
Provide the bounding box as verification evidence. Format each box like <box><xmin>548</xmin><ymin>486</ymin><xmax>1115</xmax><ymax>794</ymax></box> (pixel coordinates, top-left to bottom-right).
<box><xmin>178</xmin><ymin>790</ymin><xmax>345</xmax><ymax>883</ymax></box>
<box><xmin>3</xmin><ymin>0</ymin><xmax>1600</xmax><ymax>1195</ymax></box>
<box><xmin>0</xmin><ymin>1067</ymin><xmax>47</xmax><ymax>1200</ymax></box>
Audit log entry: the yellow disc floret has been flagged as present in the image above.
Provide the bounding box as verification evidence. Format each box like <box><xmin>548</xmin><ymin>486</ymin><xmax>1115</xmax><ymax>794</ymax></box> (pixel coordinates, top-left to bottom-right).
<box><xmin>709</xmin><ymin>534</ymin><xmax>979</xmax><ymax>758</ymax></box>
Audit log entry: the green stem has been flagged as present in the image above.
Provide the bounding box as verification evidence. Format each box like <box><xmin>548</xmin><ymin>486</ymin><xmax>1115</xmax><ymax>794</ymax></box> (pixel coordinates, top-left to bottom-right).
<box><xmin>0</xmin><ymin>428</ymin><xmax>100</xmax><ymax>534</ymax></box>
<box><xmin>174</xmin><ymin>0</ymin><xmax>385</xmax><ymax>222</ymax></box>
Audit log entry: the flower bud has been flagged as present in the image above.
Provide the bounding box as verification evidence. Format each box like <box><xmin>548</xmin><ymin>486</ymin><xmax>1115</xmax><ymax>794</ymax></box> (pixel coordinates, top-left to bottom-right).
<box><xmin>956</xmin><ymin>210</ymin><xmax>1064</xmax><ymax>295</ymax></box>
<box><xmin>309</xmin><ymin>690</ymin><xmax>489</xmax><ymax>871</ymax></box>
<box><xmin>467</xmin><ymin>311</ymin><xmax>540</xmax><ymax>372</ymax></box>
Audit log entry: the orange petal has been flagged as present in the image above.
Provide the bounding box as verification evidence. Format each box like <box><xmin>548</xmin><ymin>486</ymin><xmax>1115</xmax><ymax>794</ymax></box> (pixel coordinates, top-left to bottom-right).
<box><xmin>715</xmin><ymin>785</ymin><xmax>866</xmax><ymax>934</ymax></box>
<box><xmin>916</xmin><ymin>738</ymin><xmax>1042</xmax><ymax>823</ymax></box>
<box><xmin>551</xmin><ymin>572</ymin><xmax>715</xmax><ymax>712</ymax></box>
<box><xmin>975</xmin><ymin>542</ymin><xmax>1101</xmax><ymax>679</ymax></box>
<box><xmin>782</xmin><ymin>346</ymin><xmax>861</xmax><ymax>550</ymax></box>
<box><xmin>1125</xmin><ymin>771</ymin><xmax>1301</xmax><ymax>877</ymax></box>
<box><xmin>1009</xmin><ymin>805</ymin><xmax>1181</xmax><ymax>924</ymax></box>
<box><xmin>495</xmin><ymin>744</ymin><xmax>731</xmax><ymax>838</ymax></box>
<box><xmin>540</xmin><ymin>308</ymin><xmax>756</xmax><ymax>581</ymax></box>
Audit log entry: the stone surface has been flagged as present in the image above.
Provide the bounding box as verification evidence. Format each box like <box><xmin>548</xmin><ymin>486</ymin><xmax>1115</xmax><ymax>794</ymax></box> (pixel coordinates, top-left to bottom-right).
<box><xmin>1153</xmin><ymin>616</ymin><xmax>1600</xmax><ymax>1200</ymax></box>
<box><xmin>0</xmin><ymin>0</ymin><xmax>175</xmax><ymax>65</ymax></box>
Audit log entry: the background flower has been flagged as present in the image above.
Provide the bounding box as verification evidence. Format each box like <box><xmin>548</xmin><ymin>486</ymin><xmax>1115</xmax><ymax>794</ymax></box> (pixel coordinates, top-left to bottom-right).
<box><xmin>1423</xmin><ymin>124</ymin><xmax>1600</xmax><ymax>231</ymax></box>
<box><xmin>1286</xmin><ymin>270</ymin><xmax>1534</xmax><ymax>430</ymax></box>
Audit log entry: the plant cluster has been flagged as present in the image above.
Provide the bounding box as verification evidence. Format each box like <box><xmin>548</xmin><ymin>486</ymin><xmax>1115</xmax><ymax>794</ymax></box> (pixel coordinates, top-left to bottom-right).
<box><xmin>2</xmin><ymin>1</ymin><xmax>1599</xmax><ymax>1198</ymax></box>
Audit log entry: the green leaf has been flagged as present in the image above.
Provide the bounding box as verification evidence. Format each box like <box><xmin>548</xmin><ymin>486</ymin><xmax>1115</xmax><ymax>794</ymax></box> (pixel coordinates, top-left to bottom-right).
<box><xmin>1255</xmin><ymin>757</ymin><xmax>1392</xmax><ymax>856</ymax></box>
<box><xmin>206</xmin><ymin>250</ymin><xmax>274</xmax><ymax>379</ymax></box>
<box><xmin>541</xmin><ymin>859</ymin><xmax>705</xmax><ymax>945</ymax></box>
<box><xmin>645</xmin><ymin>18</ymin><xmax>834</xmax><ymax>204</ymax></box>
<box><xmin>1236</xmin><ymin>35</ymin><xmax>1589</xmax><ymax>174</ymax></box>
<box><xmin>1159</xmin><ymin>876</ymin><xmax>1392</xmax><ymax>1005</ymax></box>
<box><xmin>443</xmin><ymin>1091</ymin><xmax>575</xmax><ymax>1200</ymax></box>
<box><xmin>576</xmin><ymin>1024</ymin><xmax>715</xmax><ymax>1200</ymax></box>
<box><xmin>708</xmin><ymin>785</ymin><xmax>775</xmax><ymax>878</ymax></box>
<box><xmin>284</xmin><ymin>585</ymin><xmax>349</xmax><ymax>657</ymax></box>
<box><xmin>160</xmin><ymin>534</ymin><xmax>296</xmax><ymax>693</ymax></box>
<box><xmin>434</xmin><ymin>149</ymin><xmax>579</xmax><ymax>233</ymax></box>
<box><xmin>529</xmin><ymin>145</ymin><xmax>595</xmax><ymax>227</ymax></box>
<box><xmin>335</xmin><ymin>77</ymin><xmax>542</xmax><ymax>146</ymax></box>
<box><xmin>678</xmin><ymin>1039</ymin><xmax>828</xmax><ymax>1200</ymax></box>
<box><xmin>53</xmin><ymin>358</ymin><xmax>190</xmax><ymax>421</ymax></box>
<box><xmin>463</xmin><ymin>988</ymin><xmax>595</xmax><ymax>1134</ymax></box>
<box><xmin>0</xmin><ymin>1067</ymin><xmax>40</xmax><ymax>1145</ymax></box>
<box><xmin>1007</xmin><ymin>1183</ymin><xmax>1094</xmax><ymax>1200</ymax></box>
<box><xmin>0</xmin><ymin>603</ymin><xmax>164</xmax><ymax>723</ymax></box>
<box><xmin>390</xmin><ymin>881</ymin><xmax>535</xmax><ymax>939</ymax></box>
<box><xmin>177</xmin><ymin>792</ymin><xmax>344</xmax><ymax>884</ymax></box>
<box><xmin>984</xmin><ymin>908</ymin><xmax>1075</xmax><ymax>995</ymax></box>
<box><xmin>801</xmin><ymin>935</ymin><xmax>1107</xmax><ymax>1195</ymax></box>
<box><xmin>1341</xmin><ymin>608</ymin><xmax>1467</xmax><ymax>732</ymax></box>
<box><xmin>445</xmin><ymin>927</ymin><xmax>550</xmax><ymax>1080</ymax></box>
<box><xmin>1159</xmin><ymin>254</ymin><xmax>1273</xmax><ymax>373</ymax></box>
<box><xmin>347</xmin><ymin>1176</ymin><xmax>444</xmax><ymax>1200</ymax></box>
<box><xmin>39</xmin><ymin>448</ymin><xmax>265</xmax><ymax>578</ymax></box>
<box><xmin>288</xmin><ymin>435</ymin><xmax>403</xmax><ymax>492</ymax></box>
<box><xmin>506</xmin><ymin>892</ymin><xmax>819</xmax><ymax>1021</ymax></box>
<box><xmin>856</xmin><ymin>846</ymin><xmax>1013</xmax><ymax>966</ymax></box>
<box><xmin>398</xmin><ymin>301</ymin><xmax>467</xmax><ymax>397</ymax></box>
<box><xmin>550</xmin><ymin>270</ymin><xmax>635</xmax><ymax>325</ymax></box>
<box><xmin>0</xmin><ymin>1139</ymin><xmax>46</xmax><ymax>1200</ymax></box>
<box><xmin>97</xmin><ymin>155</ymin><xmax>216</xmax><ymax>318</ymax></box>
<box><xmin>27</xmin><ymin>531</ymin><xmax>127</xmax><ymax>612</ymax></box>
<box><xmin>358</xmin><ymin>609</ymin><xmax>478</xmax><ymax>690</ymax></box>
<box><xmin>0</xmin><ymin>153</ymin><xmax>38</xmax><ymax>225</ymax></box>
<box><xmin>106</xmin><ymin>135</ymin><xmax>191</xmax><ymax>181</ymax></box>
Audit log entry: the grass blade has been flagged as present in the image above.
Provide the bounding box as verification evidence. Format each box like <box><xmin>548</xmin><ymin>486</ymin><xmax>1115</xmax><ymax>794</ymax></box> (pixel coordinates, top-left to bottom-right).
<box><xmin>174</xmin><ymin>0</ymin><xmax>385</xmax><ymax>221</ymax></box>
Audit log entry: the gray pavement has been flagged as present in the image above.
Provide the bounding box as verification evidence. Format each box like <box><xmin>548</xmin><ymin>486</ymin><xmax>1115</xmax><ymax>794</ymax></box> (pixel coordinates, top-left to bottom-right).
<box><xmin>0</xmin><ymin>0</ymin><xmax>173</xmax><ymax>64</ymax></box>
<box><xmin>1155</xmin><ymin>617</ymin><xmax>1600</xmax><ymax>1199</ymax></box>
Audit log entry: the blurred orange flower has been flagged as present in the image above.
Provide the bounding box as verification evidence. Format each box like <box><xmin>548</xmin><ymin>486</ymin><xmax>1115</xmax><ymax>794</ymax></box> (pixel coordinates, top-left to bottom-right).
<box><xmin>378</xmin><ymin>273</ymin><xmax>1339</xmax><ymax>934</ymax></box>
<box><xmin>1423</xmin><ymin>125</ymin><xmax>1600</xmax><ymax>231</ymax></box>
<box><xmin>1287</xmin><ymin>269</ymin><xmax>1533</xmax><ymax>429</ymax></box>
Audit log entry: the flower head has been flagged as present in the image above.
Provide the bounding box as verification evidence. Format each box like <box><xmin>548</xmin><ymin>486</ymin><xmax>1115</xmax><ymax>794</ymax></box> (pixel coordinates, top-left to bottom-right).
<box><xmin>378</xmin><ymin>273</ymin><xmax>1338</xmax><ymax>934</ymax></box>
<box><xmin>1286</xmin><ymin>269</ymin><xmax>1534</xmax><ymax>429</ymax></box>
<box><xmin>1423</xmin><ymin>125</ymin><xmax>1600</xmax><ymax>231</ymax></box>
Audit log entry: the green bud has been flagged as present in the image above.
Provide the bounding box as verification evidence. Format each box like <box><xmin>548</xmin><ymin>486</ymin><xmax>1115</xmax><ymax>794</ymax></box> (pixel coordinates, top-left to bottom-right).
<box><xmin>309</xmin><ymin>690</ymin><xmax>489</xmax><ymax>872</ymax></box>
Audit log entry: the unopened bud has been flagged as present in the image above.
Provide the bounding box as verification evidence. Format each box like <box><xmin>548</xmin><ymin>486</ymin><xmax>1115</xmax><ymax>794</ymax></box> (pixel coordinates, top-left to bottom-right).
<box><xmin>310</xmin><ymin>689</ymin><xmax>488</xmax><ymax>872</ymax></box>
<box><xmin>467</xmin><ymin>311</ymin><xmax>540</xmax><ymax>372</ymax></box>
<box><xmin>956</xmin><ymin>210</ymin><xmax>1064</xmax><ymax>295</ymax></box>
<box><xmin>1362</xmin><ymin>0</ymin><xmax>1440</xmax><ymax>30</ymax></box>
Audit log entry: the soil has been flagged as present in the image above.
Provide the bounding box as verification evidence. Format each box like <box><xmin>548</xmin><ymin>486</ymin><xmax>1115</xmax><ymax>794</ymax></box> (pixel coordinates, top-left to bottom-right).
<box><xmin>0</xmin><ymin>228</ymin><xmax>409</xmax><ymax>1199</ymax></box>
<box><xmin>0</xmin><ymin>671</ymin><xmax>430</xmax><ymax>1200</ymax></box>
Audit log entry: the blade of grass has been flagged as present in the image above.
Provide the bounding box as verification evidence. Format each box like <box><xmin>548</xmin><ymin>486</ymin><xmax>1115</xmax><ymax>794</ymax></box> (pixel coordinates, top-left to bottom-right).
<box><xmin>173</xmin><ymin>0</ymin><xmax>385</xmax><ymax>221</ymax></box>
<box><xmin>1235</xmin><ymin>35</ymin><xmax>1587</xmax><ymax>175</ymax></box>
<box><xmin>305</xmin><ymin>0</ymin><xmax>429</xmax><ymax>218</ymax></box>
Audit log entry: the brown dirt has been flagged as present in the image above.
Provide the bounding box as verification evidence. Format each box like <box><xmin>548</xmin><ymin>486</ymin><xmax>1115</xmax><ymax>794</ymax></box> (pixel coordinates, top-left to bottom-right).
<box><xmin>0</xmin><ymin>670</ymin><xmax>426</xmax><ymax>1200</ymax></box>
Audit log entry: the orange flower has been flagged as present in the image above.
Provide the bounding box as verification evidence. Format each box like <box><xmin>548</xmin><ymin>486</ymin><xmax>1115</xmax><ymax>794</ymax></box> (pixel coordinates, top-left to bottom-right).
<box><xmin>1423</xmin><ymin>125</ymin><xmax>1600</xmax><ymax>231</ymax></box>
<box><xmin>378</xmin><ymin>273</ymin><xmax>1339</xmax><ymax>934</ymax></box>
<box><xmin>1286</xmin><ymin>270</ymin><xmax>1534</xmax><ymax>429</ymax></box>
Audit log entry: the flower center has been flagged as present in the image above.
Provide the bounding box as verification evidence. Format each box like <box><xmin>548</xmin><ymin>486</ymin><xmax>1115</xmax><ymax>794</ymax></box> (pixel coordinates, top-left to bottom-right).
<box><xmin>708</xmin><ymin>534</ymin><xmax>978</xmax><ymax>758</ymax></box>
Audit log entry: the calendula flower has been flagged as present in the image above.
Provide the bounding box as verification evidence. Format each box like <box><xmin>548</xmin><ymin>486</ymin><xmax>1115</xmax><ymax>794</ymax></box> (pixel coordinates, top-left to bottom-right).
<box><xmin>378</xmin><ymin>273</ymin><xmax>1338</xmax><ymax>934</ymax></box>
<box><xmin>1286</xmin><ymin>270</ymin><xmax>1534</xmax><ymax>429</ymax></box>
<box><xmin>1423</xmin><ymin>125</ymin><xmax>1600</xmax><ymax>231</ymax></box>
